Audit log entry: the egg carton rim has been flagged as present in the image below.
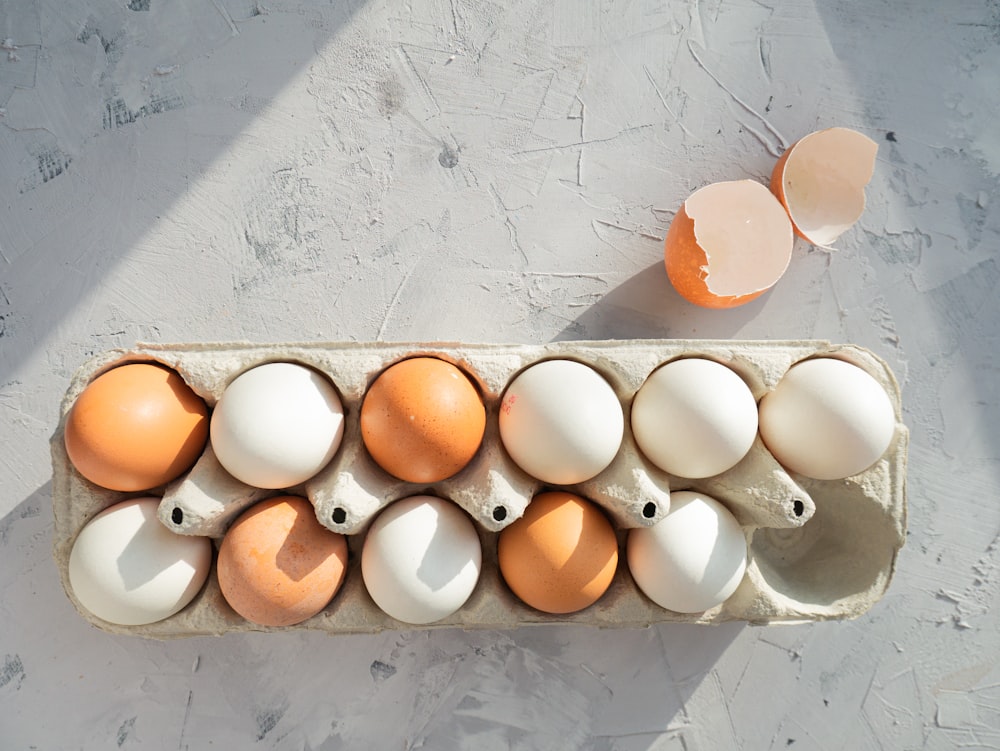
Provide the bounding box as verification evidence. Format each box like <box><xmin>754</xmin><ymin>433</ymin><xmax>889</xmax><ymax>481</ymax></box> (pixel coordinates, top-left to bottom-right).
<box><xmin>51</xmin><ymin>339</ymin><xmax>908</xmax><ymax>638</ymax></box>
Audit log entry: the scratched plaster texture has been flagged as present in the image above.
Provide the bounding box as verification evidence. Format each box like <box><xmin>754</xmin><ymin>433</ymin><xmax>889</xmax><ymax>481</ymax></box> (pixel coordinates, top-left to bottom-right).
<box><xmin>1</xmin><ymin>0</ymin><xmax>998</xmax><ymax>748</ymax></box>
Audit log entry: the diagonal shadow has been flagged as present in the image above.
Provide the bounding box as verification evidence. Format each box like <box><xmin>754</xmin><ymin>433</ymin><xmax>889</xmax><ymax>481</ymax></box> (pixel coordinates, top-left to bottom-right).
<box><xmin>812</xmin><ymin>0</ymin><xmax>1000</xmax><ymax>466</ymax></box>
<box><xmin>0</xmin><ymin>0</ymin><xmax>367</xmax><ymax>385</ymax></box>
<box><xmin>0</xmin><ymin>481</ymin><xmax>91</xmax><ymax>640</ymax></box>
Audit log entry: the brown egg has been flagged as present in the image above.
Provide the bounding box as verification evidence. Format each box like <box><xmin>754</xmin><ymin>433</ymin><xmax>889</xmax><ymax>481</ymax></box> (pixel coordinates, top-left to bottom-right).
<box><xmin>360</xmin><ymin>357</ymin><xmax>486</xmax><ymax>483</ymax></box>
<box><xmin>498</xmin><ymin>491</ymin><xmax>619</xmax><ymax>614</ymax></box>
<box><xmin>64</xmin><ymin>362</ymin><xmax>209</xmax><ymax>492</ymax></box>
<box><xmin>217</xmin><ymin>496</ymin><xmax>348</xmax><ymax>627</ymax></box>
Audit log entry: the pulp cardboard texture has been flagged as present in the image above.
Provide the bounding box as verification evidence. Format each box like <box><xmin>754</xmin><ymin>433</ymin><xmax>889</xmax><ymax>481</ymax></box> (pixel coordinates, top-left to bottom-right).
<box><xmin>51</xmin><ymin>340</ymin><xmax>908</xmax><ymax>638</ymax></box>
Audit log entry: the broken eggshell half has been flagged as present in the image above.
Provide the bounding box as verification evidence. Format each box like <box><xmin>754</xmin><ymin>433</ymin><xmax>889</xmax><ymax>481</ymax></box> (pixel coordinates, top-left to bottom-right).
<box><xmin>664</xmin><ymin>179</ymin><xmax>794</xmax><ymax>309</ymax></box>
<box><xmin>770</xmin><ymin>126</ymin><xmax>878</xmax><ymax>248</ymax></box>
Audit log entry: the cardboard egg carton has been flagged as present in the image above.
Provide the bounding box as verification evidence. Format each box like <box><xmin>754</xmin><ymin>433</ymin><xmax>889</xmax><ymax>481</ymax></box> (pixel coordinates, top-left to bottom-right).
<box><xmin>51</xmin><ymin>340</ymin><xmax>908</xmax><ymax>638</ymax></box>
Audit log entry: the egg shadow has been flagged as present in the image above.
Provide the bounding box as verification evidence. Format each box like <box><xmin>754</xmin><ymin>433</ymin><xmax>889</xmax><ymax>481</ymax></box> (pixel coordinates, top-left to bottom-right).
<box><xmin>416</xmin><ymin>503</ymin><xmax>480</xmax><ymax>592</ymax></box>
<box><xmin>274</xmin><ymin>501</ymin><xmax>340</xmax><ymax>583</ymax></box>
<box><xmin>0</xmin><ymin>2</ymin><xmax>370</xmax><ymax>389</ymax></box>
<box><xmin>114</xmin><ymin>515</ymin><xmax>163</xmax><ymax>592</ymax></box>
<box><xmin>552</xmin><ymin>262</ymin><xmax>771</xmax><ymax>343</ymax></box>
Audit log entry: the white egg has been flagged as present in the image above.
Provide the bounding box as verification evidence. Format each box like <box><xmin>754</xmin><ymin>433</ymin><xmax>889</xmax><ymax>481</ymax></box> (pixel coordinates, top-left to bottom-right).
<box><xmin>361</xmin><ymin>495</ymin><xmax>482</xmax><ymax>625</ymax></box>
<box><xmin>68</xmin><ymin>497</ymin><xmax>212</xmax><ymax>626</ymax></box>
<box><xmin>211</xmin><ymin>362</ymin><xmax>345</xmax><ymax>489</ymax></box>
<box><xmin>631</xmin><ymin>358</ymin><xmax>758</xmax><ymax>478</ymax></box>
<box><xmin>499</xmin><ymin>359</ymin><xmax>624</xmax><ymax>485</ymax></box>
<box><xmin>627</xmin><ymin>491</ymin><xmax>747</xmax><ymax>613</ymax></box>
<box><xmin>758</xmin><ymin>357</ymin><xmax>896</xmax><ymax>480</ymax></box>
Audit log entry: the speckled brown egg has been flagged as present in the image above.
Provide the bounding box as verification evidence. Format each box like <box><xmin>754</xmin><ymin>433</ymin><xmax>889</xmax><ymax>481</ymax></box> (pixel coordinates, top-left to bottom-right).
<box><xmin>498</xmin><ymin>491</ymin><xmax>619</xmax><ymax>614</ymax></box>
<box><xmin>360</xmin><ymin>357</ymin><xmax>486</xmax><ymax>483</ymax></box>
<box><xmin>64</xmin><ymin>362</ymin><xmax>209</xmax><ymax>492</ymax></box>
<box><xmin>217</xmin><ymin>496</ymin><xmax>348</xmax><ymax>627</ymax></box>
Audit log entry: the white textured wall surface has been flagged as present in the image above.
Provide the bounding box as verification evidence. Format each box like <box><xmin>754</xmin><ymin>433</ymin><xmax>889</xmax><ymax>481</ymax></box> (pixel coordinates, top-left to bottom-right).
<box><xmin>2</xmin><ymin>0</ymin><xmax>998</xmax><ymax>748</ymax></box>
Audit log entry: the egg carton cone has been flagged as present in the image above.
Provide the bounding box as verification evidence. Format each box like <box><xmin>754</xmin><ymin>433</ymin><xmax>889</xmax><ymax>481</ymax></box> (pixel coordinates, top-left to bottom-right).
<box><xmin>51</xmin><ymin>340</ymin><xmax>908</xmax><ymax>638</ymax></box>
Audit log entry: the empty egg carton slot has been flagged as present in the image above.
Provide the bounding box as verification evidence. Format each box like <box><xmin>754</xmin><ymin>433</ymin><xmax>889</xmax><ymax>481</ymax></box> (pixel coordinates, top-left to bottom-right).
<box><xmin>51</xmin><ymin>339</ymin><xmax>908</xmax><ymax>637</ymax></box>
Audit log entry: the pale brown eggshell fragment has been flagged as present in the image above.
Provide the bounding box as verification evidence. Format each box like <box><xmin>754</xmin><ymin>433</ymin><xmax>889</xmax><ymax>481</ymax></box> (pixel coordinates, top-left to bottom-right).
<box><xmin>770</xmin><ymin>127</ymin><xmax>878</xmax><ymax>247</ymax></box>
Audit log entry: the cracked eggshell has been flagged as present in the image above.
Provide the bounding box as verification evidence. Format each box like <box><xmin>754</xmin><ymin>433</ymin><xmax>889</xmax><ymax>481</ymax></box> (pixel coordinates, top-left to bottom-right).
<box><xmin>664</xmin><ymin>180</ymin><xmax>794</xmax><ymax>309</ymax></box>
<box><xmin>770</xmin><ymin>127</ymin><xmax>878</xmax><ymax>247</ymax></box>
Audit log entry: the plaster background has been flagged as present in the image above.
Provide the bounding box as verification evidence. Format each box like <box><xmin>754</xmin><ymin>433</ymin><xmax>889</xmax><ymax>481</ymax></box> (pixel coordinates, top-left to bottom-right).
<box><xmin>1</xmin><ymin>0</ymin><xmax>998</xmax><ymax>748</ymax></box>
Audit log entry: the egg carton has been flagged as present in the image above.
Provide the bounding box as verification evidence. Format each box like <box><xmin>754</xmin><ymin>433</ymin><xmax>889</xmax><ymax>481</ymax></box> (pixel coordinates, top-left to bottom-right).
<box><xmin>50</xmin><ymin>340</ymin><xmax>908</xmax><ymax>638</ymax></box>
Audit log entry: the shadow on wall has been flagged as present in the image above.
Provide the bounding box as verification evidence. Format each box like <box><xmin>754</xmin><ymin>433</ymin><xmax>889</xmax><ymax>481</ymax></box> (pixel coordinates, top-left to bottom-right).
<box><xmin>553</xmin><ymin>261</ymin><xmax>770</xmax><ymax>342</ymax></box>
<box><xmin>0</xmin><ymin>0</ymin><xmax>367</xmax><ymax>385</ymax></box>
<box><xmin>811</xmin><ymin>1</ymin><xmax>1000</xmax><ymax>460</ymax></box>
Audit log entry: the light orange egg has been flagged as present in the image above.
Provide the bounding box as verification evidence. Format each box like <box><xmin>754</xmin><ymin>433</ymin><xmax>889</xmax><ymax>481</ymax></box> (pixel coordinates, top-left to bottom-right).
<box><xmin>217</xmin><ymin>496</ymin><xmax>348</xmax><ymax>627</ymax></box>
<box><xmin>360</xmin><ymin>357</ymin><xmax>486</xmax><ymax>483</ymax></box>
<box><xmin>664</xmin><ymin>180</ymin><xmax>794</xmax><ymax>309</ymax></box>
<box><xmin>497</xmin><ymin>491</ymin><xmax>619</xmax><ymax>614</ymax></box>
<box><xmin>64</xmin><ymin>362</ymin><xmax>209</xmax><ymax>492</ymax></box>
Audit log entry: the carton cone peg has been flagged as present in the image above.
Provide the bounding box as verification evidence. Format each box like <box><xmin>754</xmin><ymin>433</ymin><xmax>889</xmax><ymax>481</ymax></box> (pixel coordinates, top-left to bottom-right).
<box><xmin>158</xmin><ymin>445</ymin><xmax>271</xmax><ymax>537</ymax></box>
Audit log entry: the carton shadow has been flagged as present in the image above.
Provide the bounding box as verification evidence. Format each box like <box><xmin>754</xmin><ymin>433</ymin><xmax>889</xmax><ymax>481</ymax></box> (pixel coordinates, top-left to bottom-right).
<box><xmin>405</xmin><ymin>620</ymin><xmax>746</xmax><ymax>748</ymax></box>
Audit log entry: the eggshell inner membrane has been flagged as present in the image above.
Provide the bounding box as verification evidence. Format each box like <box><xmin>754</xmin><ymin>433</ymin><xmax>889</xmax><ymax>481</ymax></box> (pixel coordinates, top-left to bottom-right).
<box><xmin>684</xmin><ymin>180</ymin><xmax>794</xmax><ymax>298</ymax></box>
<box><xmin>772</xmin><ymin>127</ymin><xmax>878</xmax><ymax>247</ymax></box>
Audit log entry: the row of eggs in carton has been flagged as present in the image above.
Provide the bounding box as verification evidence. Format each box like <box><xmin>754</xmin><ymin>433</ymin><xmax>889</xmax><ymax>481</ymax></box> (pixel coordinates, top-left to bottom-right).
<box><xmin>51</xmin><ymin>341</ymin><xmax>908</xmax><ymax>636</ymax></box>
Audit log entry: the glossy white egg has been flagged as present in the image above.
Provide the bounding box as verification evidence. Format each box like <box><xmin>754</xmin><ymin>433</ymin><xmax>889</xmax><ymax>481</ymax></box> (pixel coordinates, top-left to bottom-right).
<box><xmin>499</xmin><ymin>359</ymin><xmax>624</xmax><ymax>485</ymax></box>
<box><xmin>361</xmin><ymin>495</ymin><xmax>482</xmax><ymax>625</ymax></box>
<box><xmin>758</xmin><ymin>357</ymin><xmax>896</xmax><ymax>480</ymax></box>
<box><xmin>631</xmin><ymin>358</ymin><xmax>758</xmax><ymax>478</ymax></box>
<box><xmin>211</xmin><ymin>362</ymin><xmax>345</xmax><ymax>489</ymax></box>
<box><xmin>68</xmin><ymin>497</ymin><xmax>212</xmax><ymax>626</ymax></box>
<box><xmin>627</xmin><ymin>491</ymin><xmax>747</xmax><ymax>613</ymax></box>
